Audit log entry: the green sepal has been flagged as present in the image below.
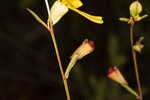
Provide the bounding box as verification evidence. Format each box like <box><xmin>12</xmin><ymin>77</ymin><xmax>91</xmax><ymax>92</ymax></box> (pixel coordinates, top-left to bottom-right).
<box><xmin>119</xmin><ymin>17</ymin><xmax>129</xmax><ymax>23</ymax></box>
<box><xmin>121</xmin><ymin>84</ymin><xmax>139</xmax><ymax>99</ymax></box>
<box><xmin>27</xmin><ymin>8</ymin><xmax>49</xmax><ymax>30</ymax></box>
<box><xmin>65</xmin><ymin>54</ymin><xmax>79</xmax><ymax>79</ymax></box>
<box><xmin>141</xmin><ymin>14</ymin><xmax>148</xmax><ymax>20</ymax></box>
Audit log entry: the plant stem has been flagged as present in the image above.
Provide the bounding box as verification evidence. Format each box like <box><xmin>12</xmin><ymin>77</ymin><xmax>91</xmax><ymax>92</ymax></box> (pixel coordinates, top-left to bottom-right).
<box><xmin>130</xmin><ymin>22</ymin><xmax>143</xmax><ymax>100</ymax></box>
<box><xmin>48</xmin><ymin>19</ymin><xmax>71</xmax><ymax>100</ymax></box>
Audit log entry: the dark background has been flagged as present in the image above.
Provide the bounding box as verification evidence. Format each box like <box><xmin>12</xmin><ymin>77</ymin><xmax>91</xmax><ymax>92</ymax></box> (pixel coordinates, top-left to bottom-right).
<box><xmin>0</xmin><ymin>0</ymin><xmax>150</xmax><ymax>100</ymax></box>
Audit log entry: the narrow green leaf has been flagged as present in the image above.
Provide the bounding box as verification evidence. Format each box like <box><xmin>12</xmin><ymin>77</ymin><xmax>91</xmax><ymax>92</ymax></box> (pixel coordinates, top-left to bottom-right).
<box><xmin>26</xmin><ymin>8</ymin><xmax>49</xmax><ymax>30</ymax></box>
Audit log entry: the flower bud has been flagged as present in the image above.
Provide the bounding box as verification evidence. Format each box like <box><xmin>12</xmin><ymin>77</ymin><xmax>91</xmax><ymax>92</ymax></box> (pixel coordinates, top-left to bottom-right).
<box><xmin>133</xmin><ymin>36</ymin><xmax>144</xmax><ymax>53</ymax></box>
<box><xmin>71</xmin><ymin>39</ymin><xmax>95</xmax><ymax>60</ymax></box>
<box><xmin>50</xmin><ymin>1</ymin><xmax>69</xmax><ymax>25</ymax></box>
<box><xmin>108</xmin><ymin>67</ymin><xmax>128</xmax><ymax>85</ymax></box>
<box><xmin>129</xmin><ymin>1</ymin><xmax>142</xmax><ymax>17</ymax></box>
<box><xmin>108</xmin><ymin>67</ymin><xmax>139</xmax><ymax>98</ymax></box>
<box><xmin>64</xmin><ymin>39</ymin><xmax>94</xmax><ymax>79</ymax></box>
<box><xmin>133</xmin><ymin>44</ymin><xmax>144</xmax><ymax>53</ymax></box>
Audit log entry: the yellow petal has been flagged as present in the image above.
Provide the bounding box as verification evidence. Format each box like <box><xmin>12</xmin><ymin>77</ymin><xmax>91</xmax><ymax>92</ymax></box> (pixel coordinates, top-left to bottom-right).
<box><xmin>69</xmin><ymin>0</ymin><xmax>83</xmax><ymax>8</ymax></box>
<box><xmin>69</xmin><ymin>6</ymin><xmax>103</xmax><ymax>24</ymax></box>
<box><xmin>50</xmin><ymin>1</ymin><xmax>69</xmax><ymax>25</ymax></box>
<box><xmin>62</xmin><ymin>0</ymin><xmax>83</xmax><ymax>8</ymax></box>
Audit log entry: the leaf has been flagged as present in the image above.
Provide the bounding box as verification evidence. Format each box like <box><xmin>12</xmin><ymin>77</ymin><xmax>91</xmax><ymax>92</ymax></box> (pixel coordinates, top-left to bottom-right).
<box><xmin>26</xmin><ymin>8</ymin><xmax>49</xmax><ymax>30</ymax></box>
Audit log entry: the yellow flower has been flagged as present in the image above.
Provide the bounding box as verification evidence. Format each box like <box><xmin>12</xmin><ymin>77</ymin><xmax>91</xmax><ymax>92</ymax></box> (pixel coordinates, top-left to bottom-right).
<box><xmin>50</xmin><ymin>0</ymin><xmax>103</xmax><ymax>25</ymax></box>
<box><xmin>27</xmin><ymin>0</ymin><xmax>103</xmax><ymax>30</ymax></box>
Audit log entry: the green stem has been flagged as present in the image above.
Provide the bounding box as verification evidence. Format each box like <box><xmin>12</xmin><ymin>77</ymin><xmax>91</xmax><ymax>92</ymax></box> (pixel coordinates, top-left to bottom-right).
<box><xmin>65</xmin><ymin>54</ymin><xmax>79</xmax><ymax>79</ymax></box>
<box><xmin>121</xmin><ymin>84</ymin><xmax>139</xmax><ymax>98</ymax></box>
<box><xmin>49</xmin><ymin>18</ymin><xmax>71</xmax><ymax>100</ymax></box>
<box><xmin>130</xmin><ymin>22</ymin><xmax>143</xmax><ymax>100</ymax></box>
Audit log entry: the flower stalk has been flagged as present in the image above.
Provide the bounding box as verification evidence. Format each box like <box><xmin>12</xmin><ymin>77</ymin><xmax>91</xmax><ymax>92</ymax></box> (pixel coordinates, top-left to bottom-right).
<box><xmin>119</xmin><ymin>1</ymin><xmax>147</xmax><ymax>99</ymax></box>
<box><xmin>129</xmin><ymin>21</ymin><xmax>143</xmax><ymax>100</ymax></box>
<box><xmin>48</xmin><ymin>16</ymin><xmax>71</xmax><ymax>100</ymax></box>
<box><xmin>27</xmin><ymin>7</ymin><xmax>71</xmax><ymax>100</ymax></box>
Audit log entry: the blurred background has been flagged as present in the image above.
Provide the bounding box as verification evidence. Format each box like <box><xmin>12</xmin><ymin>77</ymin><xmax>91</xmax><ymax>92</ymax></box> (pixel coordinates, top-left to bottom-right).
<box><xmin>0</xmin><ymin>0</ymin><xmax>150</xmax><ymax>100</ymax></box>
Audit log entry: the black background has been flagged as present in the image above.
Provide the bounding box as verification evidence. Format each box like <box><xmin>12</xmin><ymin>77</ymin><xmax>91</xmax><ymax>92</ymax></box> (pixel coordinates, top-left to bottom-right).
<box><xmin>0</xmin><ymin>0</ymin><xmax>150</xmax><ymax>100</ymax></box>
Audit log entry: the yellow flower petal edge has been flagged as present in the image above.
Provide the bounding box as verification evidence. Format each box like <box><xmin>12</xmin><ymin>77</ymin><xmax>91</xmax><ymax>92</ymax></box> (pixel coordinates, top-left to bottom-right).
<box><xmin>69</xmin><ymin>6</ymin><xmax>103</xmax><ymax>24</ymax></box>
<box><xmin>68</xmin><ymin>0</ymin><xmax>83</xmax><ymax>8</ymax></box>
<box><xmin>61</xmin><ymin>0</ymin><xmax>83</xmax><ymax>8</ymax></box>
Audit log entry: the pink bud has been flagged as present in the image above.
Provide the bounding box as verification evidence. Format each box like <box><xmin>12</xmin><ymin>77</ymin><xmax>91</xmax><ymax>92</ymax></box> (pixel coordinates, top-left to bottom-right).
<box><xmin>71</xmin><ymin>39</ymin><xmax>95</xmax><ymax>60</ymax></box>
<box><xmin>108</xmin><ymin>67</ymin><xmax>128</xmax><ymax>85</ymax></box>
